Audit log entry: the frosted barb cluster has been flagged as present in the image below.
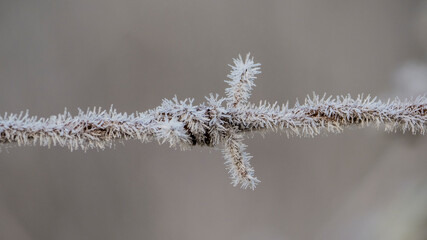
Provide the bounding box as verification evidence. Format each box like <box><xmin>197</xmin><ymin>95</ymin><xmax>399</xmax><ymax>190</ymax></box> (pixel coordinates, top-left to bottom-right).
<box><xmin>1</xmin><ymin>54</ymin><xmax>426</xmax><ymax>189</ymax></box>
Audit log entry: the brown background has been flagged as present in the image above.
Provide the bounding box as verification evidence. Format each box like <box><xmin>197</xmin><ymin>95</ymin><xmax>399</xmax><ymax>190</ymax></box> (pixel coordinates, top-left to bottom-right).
<box><xmin>1</xmin><ymin>0</ymin><xmax>427</xmax><ymax>239</ymax></box>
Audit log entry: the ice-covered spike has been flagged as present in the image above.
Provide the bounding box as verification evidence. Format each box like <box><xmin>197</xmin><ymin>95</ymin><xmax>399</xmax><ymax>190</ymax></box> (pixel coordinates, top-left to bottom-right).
<box><xmin>222</xmin><ymin>132</ymin><xmax>259</xmax><ymax>190</ymax></box>
<box><xmin>225</xmin><ymin>53</ymin><xmax>261</xmax><ymax>108</ymax></box>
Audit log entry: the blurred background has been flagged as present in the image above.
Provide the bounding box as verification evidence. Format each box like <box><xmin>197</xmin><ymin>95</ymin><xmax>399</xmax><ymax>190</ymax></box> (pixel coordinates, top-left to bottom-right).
<box><xmin>1</xmin><ymin>0</ymin><xmax>427</xmax><ymax>239</ymax></box>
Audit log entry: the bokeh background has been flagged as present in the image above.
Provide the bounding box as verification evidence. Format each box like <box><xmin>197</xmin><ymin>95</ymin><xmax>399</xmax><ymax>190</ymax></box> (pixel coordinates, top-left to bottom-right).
<box><xmin>1</xmin><ymin>0</ymin><xmax>427</xmax><ymax>239</ymax></box>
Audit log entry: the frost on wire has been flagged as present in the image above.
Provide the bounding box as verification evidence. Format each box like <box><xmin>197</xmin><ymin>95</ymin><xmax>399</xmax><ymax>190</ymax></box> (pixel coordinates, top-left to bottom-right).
<box><xmin>1</xmin><ymin>53</ymin><xmax>426</xmax><ymax>190</ymax></box>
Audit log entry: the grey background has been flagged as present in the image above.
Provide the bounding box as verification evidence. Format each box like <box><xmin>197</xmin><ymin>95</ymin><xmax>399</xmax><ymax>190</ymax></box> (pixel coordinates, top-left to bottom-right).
<box><xmin>1</xmin><ymin>0</ymin><xmax>427</xmax><ymax>239</ymax></box>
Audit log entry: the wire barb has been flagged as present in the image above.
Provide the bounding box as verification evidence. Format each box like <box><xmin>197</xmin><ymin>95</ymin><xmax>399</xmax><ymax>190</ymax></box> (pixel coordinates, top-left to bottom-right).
<box><xmin>222</xmin><ymin>129</ymin><xmax>259</xmax><ymax>190</ymax></box>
